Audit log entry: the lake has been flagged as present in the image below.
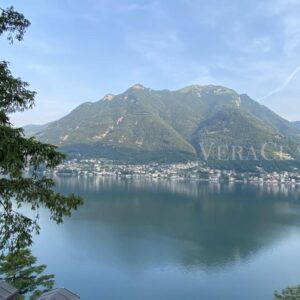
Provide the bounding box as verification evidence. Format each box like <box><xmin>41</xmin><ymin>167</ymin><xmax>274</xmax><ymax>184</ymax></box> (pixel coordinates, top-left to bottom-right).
<box><xmin>32</xmin><ymin>177</ymin><xmax>300</xmax><ymax>299</ymax></box>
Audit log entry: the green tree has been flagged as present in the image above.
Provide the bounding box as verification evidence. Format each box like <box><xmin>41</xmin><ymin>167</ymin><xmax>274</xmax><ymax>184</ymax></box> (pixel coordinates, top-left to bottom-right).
<box><xmin>0</xmin><ymin>5</ymin><xmax>83</xmax><ymax>252</ymax></box>
<box><xmin>274</xmin><ymin>285</ymin><xmax>300</xmax><ymax>300</ymax></box>
<box><xmin>0</xmin><ymin>248</ymin><xmax>54</xmax><ymax>300</ymax></box>
<box><xmin>0</xmin><ymin>6</ymin><xmax>30</xmax><ymax>43</ymax></box>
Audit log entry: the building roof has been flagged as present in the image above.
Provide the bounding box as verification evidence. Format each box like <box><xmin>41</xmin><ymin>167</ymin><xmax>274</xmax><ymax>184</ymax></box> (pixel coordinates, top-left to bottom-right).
<box><xmin>0</xmin><ymin>281</ymin><xmax>18</xmax><ymax>300</ymax></box>
<box><xmin>37</xmin><ymin>288</ymin><xmax>80</xmax><ymax>300</ymax></box>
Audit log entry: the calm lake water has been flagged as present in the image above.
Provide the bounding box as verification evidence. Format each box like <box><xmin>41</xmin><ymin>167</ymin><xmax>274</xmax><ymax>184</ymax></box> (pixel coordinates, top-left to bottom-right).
<box><xmin>32</xmin><ymin>177</ymin><xmax>300</xmax><ymax>300</ymax></box>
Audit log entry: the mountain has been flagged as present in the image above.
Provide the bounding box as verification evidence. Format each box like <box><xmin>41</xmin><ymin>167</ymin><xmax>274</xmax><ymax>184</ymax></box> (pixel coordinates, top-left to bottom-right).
<box><xmin>31</xmin><ymin>84</ymin><xmax>300</xmax><ymax>169</ymax></box>
<box><xmin>23</xmin><ymin>123</ymin><xmax>49</xmax><ymax>136</ymax></box>
<box><xmin>293</xmin><ymin>121</ymin><xmax>300</xmax><ymax>129</ymax></box>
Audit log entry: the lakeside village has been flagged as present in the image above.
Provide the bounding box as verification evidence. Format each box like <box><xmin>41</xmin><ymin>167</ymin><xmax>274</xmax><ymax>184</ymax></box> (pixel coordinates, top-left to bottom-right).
<box><xmin>46</xmin><ymin>158</ymin><xmax>300</xmax><ymax>185</ymax></box>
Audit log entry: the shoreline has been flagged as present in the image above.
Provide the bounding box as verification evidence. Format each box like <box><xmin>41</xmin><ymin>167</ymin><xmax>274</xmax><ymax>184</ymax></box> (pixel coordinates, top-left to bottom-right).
<box><xmin>52</xmin><ymin>172</ymin><xmax>300</xmax><ymax>187</ymax></box>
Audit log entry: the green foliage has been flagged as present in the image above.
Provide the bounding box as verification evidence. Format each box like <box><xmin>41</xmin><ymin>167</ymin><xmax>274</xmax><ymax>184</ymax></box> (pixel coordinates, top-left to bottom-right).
<box><xmin>274</xmin><ymin>285</ymin><xmax>300</xmax><ymax>299</ymax></box>
<box><xmin>0</xmin><ymin>249</ymin><xmax>54</xmax><ymax>300</ymax></box>
<box><xmin>61</xmin><ymin>143</ymin><xmax>196</xmax><ymax>164</ymax></box>
<box><xmin>240</xmin><ymin>94</ymin><xmax>300</xmax><ymax>143</ymax></box>
<box><xmin>0</xmin><ymin>5</ymin><xmax>83</xmax><ymax>253</ymax></box>
<box><xmin>0</xmin><ymin>6</ymin><xmax>82</xmax><ymax>299</ymax></box>
<box><xmin>0</xmin><ymin>6</ymin><xmax>30</xmax><ymax>43</ymax></box>
<box><xmin>33</xmin><ymin>84</ymin><xmax>300</xmax><ymax>169</ymax></box>
<box><xmin>0</xmin><ymin>61</ymin><xmax>35</xmax><ymax>122</ymax></box>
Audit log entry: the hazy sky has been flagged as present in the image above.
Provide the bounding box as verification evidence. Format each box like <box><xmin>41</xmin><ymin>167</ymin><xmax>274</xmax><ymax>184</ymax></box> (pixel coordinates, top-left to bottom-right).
<box><xmin>1</xmin><ymin>0</ymin><xmax>300</xmax><ymax>126</ymax></box>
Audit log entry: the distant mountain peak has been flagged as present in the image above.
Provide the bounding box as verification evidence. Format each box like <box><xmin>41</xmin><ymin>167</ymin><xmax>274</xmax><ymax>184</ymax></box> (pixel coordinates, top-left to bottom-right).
<box><xmin>28</xmin><ymin>83</ymin><xmax>300</xmax><ymax>168</ymax></box>
<box><xmin>178</xmin><ymin>84</ymin><xmax>236</xmax><ymax>95</ymax></box>
<box><xmin>178</xmin><ymin>84</ymin><xmax>204</xmax><ymax>93</ymax></box>
<box><xmin>103</xmin><ymin>93</ymin><xmax>115</xmax><ymax>101</ymax></box>
<box><xmin>131</xmin><ymin>83</ymin><xmax>146</xmax><ymax>90</ymax></box>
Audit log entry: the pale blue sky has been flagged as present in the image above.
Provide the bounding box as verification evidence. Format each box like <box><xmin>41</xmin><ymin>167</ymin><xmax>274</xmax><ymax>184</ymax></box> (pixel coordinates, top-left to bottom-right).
<box><xmin>1</xmin><ymin>0</ymin><xmax>300</xmax><ymax>126</ymax></box>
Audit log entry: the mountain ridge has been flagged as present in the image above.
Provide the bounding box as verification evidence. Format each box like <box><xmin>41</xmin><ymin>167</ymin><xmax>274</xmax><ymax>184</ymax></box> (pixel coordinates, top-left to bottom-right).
<box><xmin>293</xmin><ymin>121</ymin><xmax>300</xmax><ymax>129</ymax></box>
<box><xmin>27</xmin><ymin>84</ymin><xmax>300</xmax><ymax>169</ymax></box>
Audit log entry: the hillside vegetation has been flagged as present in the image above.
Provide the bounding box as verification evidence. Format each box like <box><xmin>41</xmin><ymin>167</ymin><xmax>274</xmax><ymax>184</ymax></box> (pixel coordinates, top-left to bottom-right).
<box><xmin>31</xmin><ymin>84</ymin><xmax>300</xmax><ymax>169</ymax></box>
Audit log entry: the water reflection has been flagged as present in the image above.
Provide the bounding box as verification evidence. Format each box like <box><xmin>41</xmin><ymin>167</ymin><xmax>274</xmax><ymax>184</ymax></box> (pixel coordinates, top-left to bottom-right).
<box><xmin>55</xmin><ymin>175</ymin><xmax>300</xmax><ymax>199</ymax></box>
<box><xmin>49</xmin><ymin>177</ymin><xmax>300</xmax><ymax>270</ymax></box>
<box><xmin>32</xmin><ymin>177</ymin><xmax>300</xmax><ymax>300</ymax></box>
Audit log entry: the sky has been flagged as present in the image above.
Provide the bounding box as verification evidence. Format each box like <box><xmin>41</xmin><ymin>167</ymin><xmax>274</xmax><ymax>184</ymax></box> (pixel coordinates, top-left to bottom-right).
<box><xmin>1</xmin><ymin>0</ymin><xmax>300</xmax><ymax>126</ymax></box>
